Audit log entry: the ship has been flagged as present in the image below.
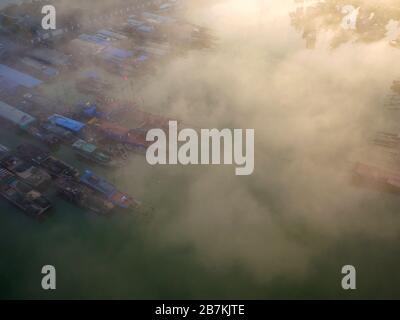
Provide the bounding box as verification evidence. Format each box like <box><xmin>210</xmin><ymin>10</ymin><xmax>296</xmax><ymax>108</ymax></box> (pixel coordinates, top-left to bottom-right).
<box><xmin>47</xmin><ymin>114</ymin><xmax>86</xmax><ymax>135</ymax></box>
<box><xmin>0</xmin><ymin>100</ymin><xmax>60</xmax><ymax>147</ymax></box>
<box><xmin>0</xmin><ymin>144</ymin><xmax>9</xmax><ymax>155</ymax></box>
<box><xmin>25</xmin><ymin>124</ymin><xmax>60</xmax><ymax>147</ymax></box>
<box><xmin>87</xmin><ymin>99</ymin><xmax>172</xmax><ymax>129</ymax></box>
<box><xmin>0</xmin><ymin>100</ymin><xmax>37</xmax><ymax>130</ymax></box>
<box><xmin>129</xmin><ymin>106</ymin><xmax>171</xmax><ymax>131</ymax></box>
<box><xmin>16</xmin><ymin>143</ymin><xmax>80</xmax><ymax>179</ymax></box>
<box><xmin>0</xmin><ymin>167</ymin><xmax>51</xmax><ymax>219</ymax></box>
<box><xmin>80</xmin><ymin>170</ymin><xmax>137</xmax><ymax>209</ymax></box>
<box><xmin>0</xmin><ymin>149</ymin><xmax>52</xmax><ymax>189</ymax></box>
<box><xmin>41</xmin><ymin>122</ymin><xmax>75</xmax><ymax>143</ymax></box>
<box><xmin>55</xmin><ymin>177</ymin><xmax>114</xmax><ymax>215</ymax></box>
<box><xmin>72</xmin><ymin>139</ymin><xmax>124</xmax><ymax>167</ymax></box>
<box><xmin>88</xmin><ymin>119</ymin><xmax>151</xmax><ymax>153</ymax></box>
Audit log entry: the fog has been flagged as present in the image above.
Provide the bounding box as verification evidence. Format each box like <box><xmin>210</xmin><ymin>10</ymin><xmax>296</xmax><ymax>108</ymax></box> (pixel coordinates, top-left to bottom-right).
<box><xmin>120</xmin><ymin>0</ymin><xmax>400</xmax><ymax>283</ymax></box>
<box><xmin>4</xmin><ymin>0</ymin><xmax>400</xmax><ymax>296</ymax></box>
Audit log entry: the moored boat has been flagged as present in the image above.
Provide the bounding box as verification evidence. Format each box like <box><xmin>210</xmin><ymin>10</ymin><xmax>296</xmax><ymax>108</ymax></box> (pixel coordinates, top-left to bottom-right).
<box><xmin>0</xmin><ymin>167</ymin><xmax>51</xmax><ymax>219</ymax></box>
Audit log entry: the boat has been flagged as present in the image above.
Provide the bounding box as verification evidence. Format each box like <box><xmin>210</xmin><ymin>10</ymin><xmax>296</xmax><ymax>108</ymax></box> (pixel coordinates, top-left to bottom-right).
<box><xmin>129</xmin><ymin>107</ymin><xmax>171</xmax><ymax>130</ymax></box>
<box><xmin>16</xmin><ymin>144</ymin><xmax>80</xmax><ymax>179</ymax></box>
<box><xmin>72</xmin><ymin>139</ymin><xmax>123</xmax><ymax>167</ymax></box>
<box><xmin>48</xmin><ymin>114</ymin><xmax>86</xmax><ymax>134</ymax></box>
<box><xmin>0</xmin><ymin>144</ymin><xmax>9</xmax><ymax>155</ymax></box>
<box><xmin>89</xmin><ymin>119</ymin><xmax>151</xmax><ymax>152</ymax></box>
<box><xmin>0</xmin><ymin>152</ymin><xmax>52</xmax><ymax>189</ymax></box>
<box><xmin>0</xmin><ymin>167</ymin><xmax>51</xmax><ymax>219</ymax></box>
<box><xmin>25</xmin><ymin>124</ymin><xmax>60</xmax><ymax>147</ymax></box>
<box><xmin>0</xmin><ymin>100</ymin><xmax>37</xmax><ymax>130</ymax></box>
<box><xmin>80</xmin><ymin>170</ymin><xmax>137</xmax><ymax>209</ymax></box>
<box><xmin>41</xmin><ymin>122</ymin><xmax>75</xmax><ymax>143</ymax></box>
<box><xmin>55</xmin><ymin>177</ymin><xmax>114</xmax><ymax>215</ymax></box>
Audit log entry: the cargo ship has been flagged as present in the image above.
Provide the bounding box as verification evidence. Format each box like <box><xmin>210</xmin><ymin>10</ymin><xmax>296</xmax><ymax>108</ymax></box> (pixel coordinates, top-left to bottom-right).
<box><xmin>0</xmin><ymin>167</ymin><xmax>51</xmax><ymax>219</ymax></box>
<box><xmin>72</xmin><ymin>139</ymin><xmax>123</xmax><ymax>167</ymax></box>
<box><xmin>55</xmin><ymin>177</ymin><xmax>114</xmax><ymax>215</ymax></box>
<box><xmin>80</xmin><ymin>170</ymin><xmax>137</xmax><ymax>209</ymax></box>
<box><xmin>0</xmin><ymin>147</ymin><xmax>52</xmax><ymax>189</ymax></box>
<box><xmin>16</xmin><ymin>144</ymin><xmax>80</xmax><ymax>179</ymax></box>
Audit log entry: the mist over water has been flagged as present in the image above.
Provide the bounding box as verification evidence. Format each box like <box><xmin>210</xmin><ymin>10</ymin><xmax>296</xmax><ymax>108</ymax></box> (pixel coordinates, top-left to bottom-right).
<box><xmin>2</xmin><ymin>0</ymin><xmax>400</xmax><ymax>299</ymax></box>
<box><xmin>135</xmin><ymin>0</ymin><xmax>400</xmax><ymax>286</ymax></box>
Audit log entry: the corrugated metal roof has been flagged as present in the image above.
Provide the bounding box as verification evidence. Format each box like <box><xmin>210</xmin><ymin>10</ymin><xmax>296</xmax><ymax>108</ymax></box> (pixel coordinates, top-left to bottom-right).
<box><xmin>0</xmin><ymin>100</ymin><xmax>36</xmax><ymax>128</ymax></box>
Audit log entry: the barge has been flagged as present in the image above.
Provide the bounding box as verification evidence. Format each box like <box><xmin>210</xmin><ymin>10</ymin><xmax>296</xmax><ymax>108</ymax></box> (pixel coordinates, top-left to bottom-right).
<box><xmin>25</xmin><ymin>124</ymin><xmax>60</xmax><ymax>147</ymax></box>
<box><xmin>72</xmin><ymin>139</ymin><xmax>123</xmax><ymax>167</ymax></box>
<box><xmin>41</xmin><ymin>122</ymin><xmax>75</xmax><ymax>143</ymax></box>
<box><xmin>55</xmin><ymin>177</ymin><xmax>114</xmax><ymax>215</ymax></box>
<box><xmin>89</xmin><ymin>119</ymin><xmax>150</xmax><ymax>152</ymax></box>
<box><xmin>0</xmin><ymin>100</ymin><xmax>36</xmax><ymax>130</ymax></box>
<box><xmin>0</xmin><ymin>146</ymin><xmax>52</xmax><ymax>189</ymax></box>
<box><xmin>0</xmin><ymin>167</ymin><xmax>51</xmax><ymax>219</ymax></box>
<box><xmin>16</xmin><ymin>143</ymin><xmax>80</xmax><ymax>179</ymax></box>
<box><xmin>80</xmin><ymin>170</ymin><xmax>136</xmax><ymax>209</ymax></box>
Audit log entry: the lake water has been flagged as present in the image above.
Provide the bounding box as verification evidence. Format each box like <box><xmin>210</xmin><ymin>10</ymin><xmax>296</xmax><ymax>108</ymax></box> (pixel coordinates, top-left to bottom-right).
<box><xmin>2</xmin><ymin>0</ymin><xmax>400</xmax><ymax>299</ymax></box>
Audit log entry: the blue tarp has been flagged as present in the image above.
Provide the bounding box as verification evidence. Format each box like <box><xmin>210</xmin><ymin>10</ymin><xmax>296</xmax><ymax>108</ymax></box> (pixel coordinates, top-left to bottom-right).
<box><xmin>80</xmin><ymin>170</ymin><xmax>116</xmax><ymax>197</ymax></box>
<box><xmin>48</xmin><ymin>114</ymin><xmax>86</xmax><ymax>133</ymax></box>
<box><xmin>77</xmin><ymin>101</ymin><xmax>101</xmax><ymax>118</ymax></box>
<box><xmin>84</xmin><ymin>105</ymin><xmax>98</xmax><ymax>117</ymax></box>
<box><xmin>0</xmin><ymin>64</ymin><xmax>42</xmax><ymax>88</ymax></box>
